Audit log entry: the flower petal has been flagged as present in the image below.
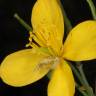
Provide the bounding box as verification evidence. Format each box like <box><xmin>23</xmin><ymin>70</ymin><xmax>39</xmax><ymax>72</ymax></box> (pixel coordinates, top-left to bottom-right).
<box><xmin>63</xmin><ymin>20</ymin><xmax>96</xmax><ymax>61</ymax></box>
<box><xmin>32</xmin><ymin>0</ymin><xmax>64</xmax><ymax>54</ymax></box>
<box><xmin>48</xmin><ymin>60</ymin><xmax>75</xmax><ymax>96</ymax></box>
<box><xmin>0</xmin><ymin>49</ymin><xmax>51</xmax><ymax>87</ymax></box>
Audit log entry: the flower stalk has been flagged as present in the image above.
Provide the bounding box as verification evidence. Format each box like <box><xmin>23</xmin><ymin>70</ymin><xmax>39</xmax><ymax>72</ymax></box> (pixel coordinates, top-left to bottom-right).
<box><xmin>76</xmin><ymin>82</ymin><xmax>88</xmax><ymax>96</ymax></box>
<box><xmin>14</xmin><ymin>13</ymin><xmax>32</xmax><ymax>31</ymax></box>
<box><xmin>76</xmin><ymin>62</ymin><xmax>95</xmax><ymax>96</ymax></box>
<box><xmin>86</xmin><ymin>0</ymin><xmax>96</xmax><ymax>20</ymax></box>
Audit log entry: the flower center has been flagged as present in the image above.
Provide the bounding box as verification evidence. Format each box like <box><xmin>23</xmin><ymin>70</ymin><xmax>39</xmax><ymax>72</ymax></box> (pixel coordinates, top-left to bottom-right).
<box><xmin>38</xmin><ymin>56</ymin><xmax>60</xmax><ymax>70</ymax></box>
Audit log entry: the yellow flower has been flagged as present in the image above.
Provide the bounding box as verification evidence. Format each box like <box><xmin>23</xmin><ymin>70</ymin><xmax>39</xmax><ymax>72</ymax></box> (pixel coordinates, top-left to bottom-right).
<box><xmin>1</xmin><ymin>0</ymin><xmax>96</xmax><ymax>96</ymax></box>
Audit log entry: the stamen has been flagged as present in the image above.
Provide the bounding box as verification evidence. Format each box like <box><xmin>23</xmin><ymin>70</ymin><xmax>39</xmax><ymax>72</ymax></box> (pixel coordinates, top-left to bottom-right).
<box><xmin>35</xmin><ymin>31</ymin><xmax>47</xmax><ymax>46</ymax></box>
<box><xmin>28</xmin><ymin>31</ymin><xmax>33</xmax><ymax>43</ymax></box>
<box><xmin>26</xmin><ymin>42</ymin><xmax>39</xmax><ymax>48</ymax></box>
<box><xmin>59</xmin><ymin>45</ymin><xmax>64</xmax><ymax>56</ymax></box>
<box><xmin>47</xmin><ymin>33</ymin><xmax>59</xmax><ymax>56</ymax></box>
<box><xmin>26</xmin><ymin>31</ymin><xmax>33</xmax><ymax>48</ymax></box>
<box><xmin>26</xmin><ymin>31</ymin><xmax>39</xmax><ymax>48</ymax></box>
<box><xmin>33</xmin><ymin>35</ymin><xmax>45</xmax><ymax>47</ymax></box>
<box><xmin>31</xmin><ymin>42</ymin><xmax>39</xmax><ymax>48</ymax></box>
<box><xmin>47</xmin><ymin>46</ymin><xmax>57</xmax><ymax>56</ymax></box>
<box><xmin>39</xmin><ymin>30</ymin><xmax>48</xmax><ymax>42</ymax></box>
<box><xmin>34</xmin><ymin>24</ymin><xmax>50</xmax><ymax>47</ymax></box>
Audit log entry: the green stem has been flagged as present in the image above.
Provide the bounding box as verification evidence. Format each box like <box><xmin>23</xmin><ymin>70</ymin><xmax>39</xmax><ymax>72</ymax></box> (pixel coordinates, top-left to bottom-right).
<box><xmin>68</xmin><ymin>61</ymin><xmax>94</xmax><ymax>96</ymax></box>
<box><xmin>63</xmin><ymin>9</ymin><xmax>72</xmax><ymax>33</ymax></box>
<box><xmin>68</xmin><ymin>62</ymin><xmax>84</xmax><ymax>85</ymax></box>
<box><xmin>76</xmin><ymin>82</ymin><xmax>88</xmax><ymax>96</ymax></box>
<box><xmin>14</xmin><ymin>13</ymin><xmax>32</xmax><ymax>31</ymax></box>
<box><xmin>59</xmin><ymin>1</ymin><xmax>72</xmax><ymax>34</ymax></box>
<box><xmin>86</xmin><ymin>0</ymin><xmax>96</xmax><ymax>20</ymax></box>
<box><xmin>76</xmin><ymin>62</ymin><xmax>94</xmax><ymax>96</ymax></box>
<box><xmin>76</xmin><ymin>62</ymin><xmax>90</xmax><ymax>86</ymax></box>
<box><xmin>67</xmin><ymin>62</ymin><xmax>89</xmax><ymax>96</ymax></box>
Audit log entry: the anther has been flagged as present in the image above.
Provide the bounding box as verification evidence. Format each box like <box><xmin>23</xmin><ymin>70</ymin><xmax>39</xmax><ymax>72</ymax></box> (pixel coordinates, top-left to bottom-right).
<box><xmin>26</xmin><ymin>31</ymin><xmax>34</xmax><ymax>48</ymax></box>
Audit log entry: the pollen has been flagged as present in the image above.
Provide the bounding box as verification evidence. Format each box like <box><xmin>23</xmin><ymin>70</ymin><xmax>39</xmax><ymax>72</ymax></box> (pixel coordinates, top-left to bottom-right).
<box><xmin>37</xmin><ymin>57</ymin><xmax>60</xmax><ymax>71</ymax></box>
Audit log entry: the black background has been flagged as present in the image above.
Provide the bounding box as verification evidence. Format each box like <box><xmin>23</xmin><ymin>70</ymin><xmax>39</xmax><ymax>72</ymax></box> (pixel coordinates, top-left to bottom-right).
<box><xmin>0</xmin><ymin>0</ymin><xmax>96</xmax><ymax>96</ymax></box>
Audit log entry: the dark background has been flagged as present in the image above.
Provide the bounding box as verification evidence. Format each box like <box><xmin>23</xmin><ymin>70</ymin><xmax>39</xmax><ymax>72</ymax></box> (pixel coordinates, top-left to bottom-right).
<box><xmin>0</xmin><ymin>0</ymin><xmax>96</xmax><ymax>96</ymax></box>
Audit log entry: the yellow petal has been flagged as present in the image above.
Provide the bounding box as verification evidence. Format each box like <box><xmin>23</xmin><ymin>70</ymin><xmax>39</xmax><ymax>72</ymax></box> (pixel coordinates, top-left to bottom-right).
<box><xmin>63</xmin><ymin>20</ymin><xmax>96</xmax><ymax>61</ymax></box>
<box><xmin>48</xmin><ymin>60</ymin><xmax>75</xmax><ymax>96</ymax></box>
<box><xmin>0</xmin><ymin>49</ymin><xmax>51</xmax><ymax>87</ymax></box>
<box><xmin>32</xmin><ymin>0</ymin><xmax>64</xmax><ymax>55</ymax></box>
